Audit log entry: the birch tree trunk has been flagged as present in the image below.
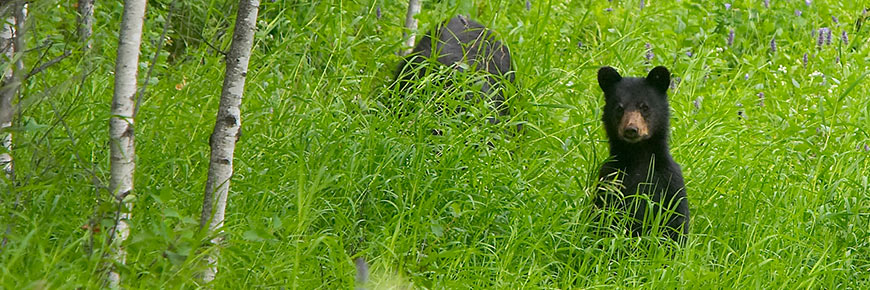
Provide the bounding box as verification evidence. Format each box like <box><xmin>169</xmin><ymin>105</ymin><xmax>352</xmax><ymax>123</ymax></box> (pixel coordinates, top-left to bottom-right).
<box><xmin>106</xmin><ymin>0</ymin><xmax>146</xmax><ymax>287</ymax></box>
<box><xmin>0</xmin><ymin>7</ymin><xmax>16</xmax><ymax>183</ymax></box>
<box><xmin>0</xmin><ymin>1</ymin><xmax>24</xmax><ymax>251</ymax></box>
<box><xmin>78</xmin><ymin>0</ymin><xmax>98</xmax><ymax>256</ymax></box>
<box><xmin>0</xmin><ymin>0</ymin><xmax>25</xmax><ymax>180</ymax></box>
<box><xmin>401</xmin><ymin>0</ymin><xmax>422</xmax><ymax>56</ymax></box>
<box><xmin>199</xmin><ymin>0</ymin><xmax>259</xmax><ymax>283</ymax></box>
<box><xmin>77</xmin><ymin>0</ymin><xmax>95</xmax><ymax>49</ymax></box>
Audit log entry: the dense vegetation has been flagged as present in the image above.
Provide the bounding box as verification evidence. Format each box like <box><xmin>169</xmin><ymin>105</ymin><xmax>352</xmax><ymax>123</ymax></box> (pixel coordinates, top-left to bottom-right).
<box><xmin>1</xmin><ymin>0</ymin><xmax>868</xmax><ymax>288</ymax></box>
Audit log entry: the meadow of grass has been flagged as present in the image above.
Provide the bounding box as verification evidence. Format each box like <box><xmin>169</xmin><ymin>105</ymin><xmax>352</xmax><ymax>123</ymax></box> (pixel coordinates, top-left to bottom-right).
<box><xmin>1</xmin><ymin>0</ymin><xmax>868</xmax><ymax>288</ymax></box>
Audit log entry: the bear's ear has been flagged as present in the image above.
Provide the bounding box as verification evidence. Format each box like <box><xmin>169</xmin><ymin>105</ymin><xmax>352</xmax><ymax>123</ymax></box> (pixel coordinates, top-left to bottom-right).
<box><xmin>598</xmin><ymin>66</ymin><xmax>622</xmax><ymax>92</ymax></box>
<box><xmin>646</xmin><ymin>66</ymin><xmax>671</xmax><ymax>93</ymax></box>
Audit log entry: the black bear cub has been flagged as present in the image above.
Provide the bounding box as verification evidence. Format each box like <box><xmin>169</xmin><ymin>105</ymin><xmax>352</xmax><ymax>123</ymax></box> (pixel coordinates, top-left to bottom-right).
<box><xmin>393</xmin><ymin>15</ymin><xmax>513</xmax><ymax>123</ymax></box>
<box><xmin>595</xmin><ymin>66</ymin><xmax>689</xmax><ymax>243</ymax></box>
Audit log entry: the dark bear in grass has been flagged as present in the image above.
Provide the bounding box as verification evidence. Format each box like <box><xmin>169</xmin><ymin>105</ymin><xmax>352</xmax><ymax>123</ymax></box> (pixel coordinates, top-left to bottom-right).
<box><xmin>393</xmin><ymin>15</ymin><xmax>513</xmax><ymax>125</ymax></box>
<box><xmin>595</xmin><ymin>66</ymin><xmax>689</xmax><ymax>243</ymax></box>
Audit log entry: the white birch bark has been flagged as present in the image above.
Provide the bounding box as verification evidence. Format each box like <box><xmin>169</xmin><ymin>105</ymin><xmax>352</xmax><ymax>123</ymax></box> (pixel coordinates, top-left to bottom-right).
<box><xmin>77</xmin><ymin>0</ymin><xmax>95</xmax><ymax>49</ymax></box>
<box><xmin>0</xmin><ymin>1</ymin><xmax>25</xmax><ymax>183</ymax></box>
<box><xmin>401</xmin><ymin>0</ymin><xmax>421</xmax><ymax>56</ymax></box>
<box><xmin>106</xmin><ymin>0</ymin><xmax>146</xmax><ymax>287</ymax></box>
<box><xmin>0</xmin><ymin>13</ymin><xmax>15</xmax><ymax>182</ymax></box>
<box><xmin>199</xmin><ymin>0</ymin><xmax>259</xmax><ymax>283</ymax></box>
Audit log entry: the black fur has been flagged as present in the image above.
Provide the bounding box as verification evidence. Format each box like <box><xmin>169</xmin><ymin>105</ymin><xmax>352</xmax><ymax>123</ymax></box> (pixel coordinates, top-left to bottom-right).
<box><xmin>596</xmin><ymin>66</ymin><xmax>690</xmax><ymax>243</ymax></box>
<box><xmin>393</xmin><ymin>15</ymin><xmax>514</xmax><ymax>120</ymax></box>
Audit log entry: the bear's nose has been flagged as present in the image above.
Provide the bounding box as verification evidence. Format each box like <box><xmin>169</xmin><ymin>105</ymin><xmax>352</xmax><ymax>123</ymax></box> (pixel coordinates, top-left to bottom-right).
<box><xmin>624</xmin><ymin>126</ymin><xmax>639</xmax><ymax>138</ymax></box>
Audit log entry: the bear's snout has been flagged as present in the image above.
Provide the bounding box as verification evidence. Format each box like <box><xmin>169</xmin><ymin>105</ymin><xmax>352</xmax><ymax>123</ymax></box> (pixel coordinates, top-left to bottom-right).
<box><xmin>624</xmin><ymin>126</ymin><xmax>639</xmax><ymax>138</ymax></box>
<box><xmin>619</xmin><ymin>111</ymin><xmax>649</xmax><ymax>143</ymax></box>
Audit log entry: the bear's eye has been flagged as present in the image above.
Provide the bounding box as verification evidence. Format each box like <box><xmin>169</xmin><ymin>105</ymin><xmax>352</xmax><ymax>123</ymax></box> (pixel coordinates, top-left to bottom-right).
<box><xmin>616</xmin><ymin>104</ymin><xmax>624</xmax><ymax>114</ymax></box>
<box><xmin>639</xmin><ymin>103</ymin><xmax>649</xmax><ymax>112</ymax></box>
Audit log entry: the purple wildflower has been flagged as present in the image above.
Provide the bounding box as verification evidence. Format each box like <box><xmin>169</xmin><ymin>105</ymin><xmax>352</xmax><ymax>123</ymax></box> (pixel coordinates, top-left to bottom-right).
<box><xmin>795</xmin><ymin>9</ymin><xmax>802</xmax><ymax>17</ymax></box>
<box><xmin>725</xmin><ymin>3</ymin><xmax>731</xmax><ymax>10</ymax></box>
<box><xmin>640</xmin><ymin>0</ymin><xmax>645</xmax><ymax>9</ymax></box>
<box><xmin>605</xmin><ymin>7</ymin><xmax>613</xmax><ymax>12</ymax></box>
<box><xmin>836</xmin><ymin>56</ymin><xmax>840</xmax><ymax>64</ymax></box>
<box><xmin>758</xmin><ymin>92</ymin><xmax>765</xmax><ymax>107</ymax></box>
<box><xmin>805</xmin><ymin>0</ymin><xmax>811</xmax><ymax>6</ymax></box>
<box><xmin>645</xmin><ymin>43</ymin><xmax>654</xmax><ymax>61</ymax></box>
<box><xmin>826</xmin><ymin>28</ymin><xmax>832</xmax><ymax>45</ymax></box>
<box><xmin>803</xmin><ymin>53</ymin><xmax>808</xmax><ymax>67</ymax></box>
<box><xmin>686</xmin><ymin>51</ymin><xmax>693</xmax><ymax>57</ymax></box>
<box><xmin>728</xmin><ymin>29</ymin><xmax>735</xmax><ymax>46</ymax></box>
<box><xmin>770</xmin><ymin>37</ymin><xmax>776</xmax><ymax>53</ymax></box>
<box><xmin>578</xmin><ymin>41</ymin><xmax>584</xmax><ymax>48</ymax></box>
<box><xmin>693</xmin><ymin>98</ymin><xmax>701</xmax><ymax>110</ymax></box>
<box><xmin>744</xmin><ymin>73</ymin><xmax>750</xmax><ymax>80</ymax></box>
<box><xmin>526</xmin><ymin>0</ymin><xmax>531</xmax><ymax>11</ymax></box>
<box><xmin>832</xmin><ymin>16</ymin><xmax>839</xmax><ymax>24</ymax></box>
<box><xmin>376</xmin><ymin>6</ymin><xmax>382</xmax><ymax>19</ymax></box>
<box><xmin>817</xmin><ymin>28</ymin><xmax>827</xmax><ymax>48</ymax></box>
<box><xmin>865</xmin><ymin>144</ymin><xmax>870</xmax><ymax>152</ymax></box>
<box><xmin>842</xmin><ymin>31</ymin><xmax>848</xmax><ymax>45</ymax></box>
<box><xmin>764</xmin><ymin>0</ymin><xmax>769</xmax><ymax>8</ymax></box>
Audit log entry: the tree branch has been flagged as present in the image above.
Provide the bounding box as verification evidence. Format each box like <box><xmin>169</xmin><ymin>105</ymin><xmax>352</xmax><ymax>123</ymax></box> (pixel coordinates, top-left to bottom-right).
<box><xmin>200</xmin><ymin>31</ymin><xmax>227</xmax><ymax>57</ymax></box>
<box><xmin>25</xmin><ymin>49</ymin><xmax>70</xmax><ymax>80</ymax></box>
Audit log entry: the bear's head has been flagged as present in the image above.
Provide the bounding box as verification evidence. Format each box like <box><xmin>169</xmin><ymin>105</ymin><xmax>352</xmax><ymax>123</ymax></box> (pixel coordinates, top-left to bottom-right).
<box><xmin>597</xmin><ymin>66</ymin><xmax>671</xmax><ymax>144</ymax></box>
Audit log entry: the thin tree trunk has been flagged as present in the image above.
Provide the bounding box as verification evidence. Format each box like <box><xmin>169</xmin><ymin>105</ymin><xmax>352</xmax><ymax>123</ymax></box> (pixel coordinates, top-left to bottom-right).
<box><xmin>0</xmin><ymin>1</ymin><xmax>24</xmax><ymax>183</ymax></box>
<box><xmin>0</xmin><ymin>0</ymin><xmax>25</xmax><ymax>251</ymax></box>
<box><xmin>198</xmin><ymin>0</ymin><xmax>259</xmax><ymax>283</ymax></box>
<box><xmin>77</xmin><ymin>0</ymin><xmax>97</xmax><ymax>255</ymax></box>
<box><xmin>400</xmin><ymin>0</ymin><xmax>421</xmax><ymax>56</ymax></box>
<box><xmin>0</xmin><ymin>10</ymin><xmax>15</xmax><ymax>185</ymax></box>
<box><xmin>106</xmin><ymin>0</ymin><xmax>146</xmax><ymax>287</ymax></box>
<box><xmin>77</xmin><ymin>0</ymin><xmax>95</xmax><ymax>50</ymax></box>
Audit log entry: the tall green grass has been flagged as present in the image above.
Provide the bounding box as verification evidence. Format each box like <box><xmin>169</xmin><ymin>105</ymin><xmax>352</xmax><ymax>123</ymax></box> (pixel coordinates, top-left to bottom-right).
<box><xmin>0</xmin><ymin>0</ymin><xmax>868</xmax><ymax>288</ymax></box>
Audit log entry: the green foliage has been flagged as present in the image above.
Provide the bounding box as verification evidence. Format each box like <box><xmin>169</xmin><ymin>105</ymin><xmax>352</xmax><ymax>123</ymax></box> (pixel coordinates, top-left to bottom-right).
<box><xmin>1</xmin><ymin>0</ymin><xmax>868</xmax><ymax>288</ymax></box>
